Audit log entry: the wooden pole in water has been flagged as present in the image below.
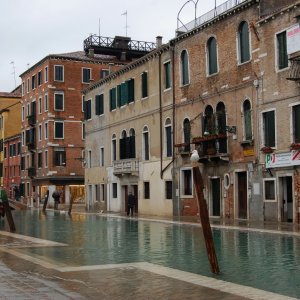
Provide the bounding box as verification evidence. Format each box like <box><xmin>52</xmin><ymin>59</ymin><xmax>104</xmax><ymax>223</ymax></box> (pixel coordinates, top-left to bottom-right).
<box><xmin>192</xmin><ymin>165</ymin><xmax>220</xmax><ymax>274</ymax></box>
<box><xmin>68</xmin><ymin>196</ymin><xmax>74</xmax><ymax>216</ymax></box>
<box><xmin>1</xmin><ymin>189</ymin><xmax>16</xmax><ymax>233</ymax></box>
<box><xmin>42</xmin><ymin>190</ymin><xmax>49</xmax><ymax>212</ymax></box>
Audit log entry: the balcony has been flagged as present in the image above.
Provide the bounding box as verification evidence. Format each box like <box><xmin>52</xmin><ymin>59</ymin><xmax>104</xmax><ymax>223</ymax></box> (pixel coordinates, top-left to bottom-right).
<box><xmin>287</xmin><ymin>56</ymin><xmax>300</xmax><ymax>81</ymax></box>
<box><xmin>27</xmin><ymin>115</ymin><xmax>36</xmax><ymax>126</ymax></box>
<box><xmin>27</xmin><ymin>167</ymin><xmax>36</xmax><ymax>178</ymax></box>
<box><xmin>113</xmin><ymin>159</ymin><xmax>139</xmax><ymax>176</ymax></box>
<box><xmin>26</xmin><ymin>141</ymin><xmax>36</xmax><ymax>152</ymax></box>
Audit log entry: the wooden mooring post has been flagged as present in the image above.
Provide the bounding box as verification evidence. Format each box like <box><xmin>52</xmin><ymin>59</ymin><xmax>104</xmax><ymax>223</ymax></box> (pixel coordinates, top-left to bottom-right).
<box><xmin>0</xmin><ymin>189</ymin><xmax>16</xmax><ymax>233</ymax></box>
<box><xmin>192</xmin><ymin>166</ymin><xmax>220</xmax><ymax>274</ymax></box>
<box><xmin>42</xmin><ymin>190</ymin><xmax>49</xmax><ymax>213</ymax></box>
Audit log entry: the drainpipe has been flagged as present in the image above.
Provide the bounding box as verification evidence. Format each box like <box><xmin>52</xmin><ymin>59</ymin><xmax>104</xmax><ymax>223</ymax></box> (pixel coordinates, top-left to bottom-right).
<box><xmin>159</xmin><ymin>51</ymin><xmax>163</xmax><ymax>179</ymax></box>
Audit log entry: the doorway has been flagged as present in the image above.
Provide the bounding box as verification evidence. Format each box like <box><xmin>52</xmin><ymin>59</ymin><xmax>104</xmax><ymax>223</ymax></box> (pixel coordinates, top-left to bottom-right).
<box><xmin>210</xmin><ymin>178</ymin><xmax>221</xmax><ymax>217</ymax></box>
<box><xmin>124</xmin><ymin>185</ymin><xmax>138</xmax><ymax>213</ymax></box>
<box><xmin>237</xmin><ymin>172</ymin><xmax>248</xmax><ymax>219</ymax></box>
<box><xmin>279</xmin><ymin>176</ymin><xmax>293</xmax><ymax>223</ymax></box>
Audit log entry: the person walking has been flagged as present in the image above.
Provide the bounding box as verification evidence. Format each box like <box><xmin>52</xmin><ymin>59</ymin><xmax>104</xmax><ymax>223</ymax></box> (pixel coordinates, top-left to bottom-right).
<box><xmin>52</xmin><ymin>190</ymin><xmax>60</xmax><ymax>210</ymax></box>
<box><xmin>127</xmin><ymin>191</ymin><xmax>136</xmax><ymax>217</ymax></box>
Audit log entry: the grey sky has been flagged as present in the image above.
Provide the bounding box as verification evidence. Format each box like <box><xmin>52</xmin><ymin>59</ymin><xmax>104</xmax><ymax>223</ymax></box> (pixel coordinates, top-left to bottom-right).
<box><xmin>0</xmin><ymin>0</ymin><xmax>219</xmax><ymax>92</ymax></box>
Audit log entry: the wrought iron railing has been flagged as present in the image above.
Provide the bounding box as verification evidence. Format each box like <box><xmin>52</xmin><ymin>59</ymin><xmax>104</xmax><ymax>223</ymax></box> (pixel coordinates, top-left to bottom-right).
<box><xmin>287</xmin><ymin>56</ymin><xmax>300</xmax><ymax>81</ymax></box>
<box><xmin>84</xmin><ymin>35</ymin><xmax>156</xmax><ymax>53</ymax></box>
<box><xmin>177</xmin><ymin>0</ymin><xmax>248</xmax><ymax>33</ymax></box>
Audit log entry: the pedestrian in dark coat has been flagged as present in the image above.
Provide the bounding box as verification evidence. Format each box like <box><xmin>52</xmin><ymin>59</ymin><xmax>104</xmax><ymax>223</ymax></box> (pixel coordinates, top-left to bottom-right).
<box><xmin>127</xmin><ymin>191</ymin><xmax>136</xmax><ymax>217</ymax></box>
<box><xmin>52</xmin><ymin>190</ymin><xmax>60</xmax><ymax>210</ymax></box>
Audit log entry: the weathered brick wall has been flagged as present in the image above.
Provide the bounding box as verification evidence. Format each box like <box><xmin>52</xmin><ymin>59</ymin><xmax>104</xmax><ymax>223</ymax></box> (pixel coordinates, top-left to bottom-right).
<box><xmin>259</xmin><ymin>0</ymin><xmax>295</xmax><ymax>17</ymax></box>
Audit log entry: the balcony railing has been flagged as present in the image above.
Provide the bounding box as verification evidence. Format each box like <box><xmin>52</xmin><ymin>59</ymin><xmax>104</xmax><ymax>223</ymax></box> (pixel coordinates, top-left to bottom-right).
<box><xmin>27</xmin><ymin>167</ymin><xmax>36</xmax><ymax>178</ymax></box>
<box><xmin>113</xmin><ymin>159</ymin><xmax>139</xmax><ymax>175</ymax></box>
<box><xmin>287</xmin><ymin>56</ymin><xmax>300</xmax><ymax>81</ymax></box>
<box><xmin>27</xmin><ymin>115</ymin><xmax>36</xmax><ymax>126</ymax></box>
<box><xmin>26</xmin><ymin>141</ymin><xmax>36</xmax><ymax>152</ymax></box>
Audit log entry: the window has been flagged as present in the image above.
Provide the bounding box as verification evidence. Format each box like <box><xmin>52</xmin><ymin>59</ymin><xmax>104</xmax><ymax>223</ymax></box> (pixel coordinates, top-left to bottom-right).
<box><xmin>238</xmin><ymin>21</ymin><xmax>250</xmax><ymax>64</ymax></box>
<box><xmin>165</xmin><ymin>118</ymin><xmax>172</xmax><ymax>157</ymax></box>
<box><xmin>9</xmin><ymin>144</ymin><xmax>13</xmax><ymax>157</ymax></box>
<box><xmin>3</xmin><ymin>147</ymin><xmax>6</xmax><ymax>158</ymax></box>
<box><xmin>44</xmin><ymin>66</ymin><xmax>48</xmax><ymax>83</ymax></box>
<box><xmin>119</xmin><ymin>129</ymin><xmax>136</xmax><ymax>159</ymax></box>
<box><xmin>38</xmin><ymin>152</ymin><xmax>43</xmax><ymax>168</ymax></box>
<box><xmin>207</xmin><ymin>37</ymin><xmax>218</xmax><ymax>75</ymax></box>
<box><xmin>54</xmin><ymin>65</ymin><xmax>64</xmax><ymax>81</ymax></box>
<box><xmin>82</xmin><ymin>68</ymin><xmax>91</xmax><ymax>83</ymax></box>
<box><xmin>292</xmin><ymin>104</ymin><xmax>300</xmax><ymax>143</ymax></box>
<box><xmin>109</xmin><ymin>88</ymin><xmax>117</xmax><ymax>111</ymax></box>
<box><xmin>243</xmin><ymin>99</ymin><xmax>252</xmax><ymax>141</ymax></box>
<box><xmin>141</xmin><ymin>72</ymin><xmax>148</xmax><ymax>98</ymax></box>
<box><xmin>38</xmin><ymin>124</ymin><xmax>42</xmax><ymax>141</ymax></box>
<box><xmin>180</xmin><ymin>50</ymin><xmax>189</xmax><ymax>85</ymax></box>
<box><xmin>84</xmin><ymin>99</ymin><xmax>92</xmax><ymax>120</ymax></box>
<box><xmin>54</xmin><ymin>147</ymin><xmax>66</xmax><ymax>166</ymax></box>
<box><xmin>0</xmin><ymin>140</ymin><xmax>3</xmax><ymax>152</ymax></box>
<box><xmin>22</xmin><ymin>106</ymin><xmax>25</xmax><ymax>121</ymax></box>
<box><xmin>22</xmin><ymin>131</ymin><xmax>25</xmax><ymax>146</ymax></box>
<box><xmin>82</xmin><ymin>122</ymin><xmax>85</xmax><ymax>140</ymax></box>
<box><xmin>181</xmin><ymin>168</ymin><xmax>192</xmax><ymax>196</ymax></box>
<box><xmin>164</xmin><ymin>61</ymin><xmax>171</xmax><ymax>89</ymax></box>
<box><xmin>38</xmin><ymin>97</ymin><xmax>42</xmax><ymax>114</ymax></box>
<box><xmin>54</xmin><ymin>121</ymin><xmax>64</xmax><ymax>139</ymax></box>
<box><xmin>262</xmin><ymin>110</ymin><xmax>275</xmax><ymax>147</ymax></box>
<box><xmin>142</xmin><ymin>126</ymin><xmax>149</xmax><ymax>160</ymax></box>
<box><xmin>112</xmin><ymin>134</ymin><xmax>116</xmax><ymax>161</ymax></box>
<box><xmin>276</xmin><ymin>31</ymin><xmax>288</xmax><ymax>70</ymax></box>
<box><xmin>183</xmin><ymin>118</ymin><xmax>191</xmax><ymax>152</ymax></box>
<box><xmin>117</xmin><ymin>79</ymin><xmax>135</xmax><ymax>106</ymax></box>
<box><xmin>101</xmin><ymin>69</ymin><xmax>109</xmax><ymax>78</ymax></box>
<box><xmin>44</xmin><ymin>150</ymin><xmax>48</xmax><ymax>168</ymax></box>
<box><xmin>112</xmin><ymin>183</ymin><xmax>117</xmax><ymax>198</ymax></box>
<box><xmin>82</xmin><ymin>95</ymin><xmax>85</xmax><ymax>112</ymax></box>
<box><xmin>100</xmin><ymin>147</ymin><xmax>104</xmax><ymax>166</ymax></box>
<box><xmin>27</xmin><ymin>78</ymin><xmax>30</xmax><ymax>93</ymax></box>
<box><xmin>21</xmin><ymin>156</ymin><xmax>25</xmax><ymax>171</ymax></box>
<box><xmin>144</xmin><ymin>182</ymin><xmax>150</xmax><ymax>199</ymax></box>
<box><xmin>44</xmin><ymin>122</ymin><xmax>48</xmax><ymax>139</ymax></box>
<box><xmin>101</xmin><ymin>184</ymin><xmax>105</xmax><ymax>201</ymax></box>
<box><xmin>38</xmin><ymin>70</ymin><xmax>42</xmax><ymax>86</ymax></box>
<box><xmin>216</xmin><ymin>102</ymin><xmax>227</xmax><ymax>153</ymax></box>
<box><xmin>13</xmin><ymin>144</ymin><xmax>16</xmax><ymax>156</ymax></box>
<box><xmin>88</xmin><ymin>150</ymin><xmax>92</xmax><ymax>168</ymax></box>
<box><xmin>165</xmin><ymin>181</ymin><xmax>172</xmax><ymax>199</ymax></box>
<box><xmin>31</xmin><ymin>74</ymin><xmax>36</xmax><ymax>90</ymax></box>
<box><xmin>17</xmin><ymin>142</ymin><xmax>21</xmax><ymax>155</ymax></box>
<box><xmin>22</xmin><ymin>82</ymin><xmax>25</xmax><ymax>96</ymax></box>
<box><xmin>95</xmin><ymin>94</ymin><xmax>104</xmax><ymax>116</ymax></box>
<box><xmin>264</xmin><ymin>179</ymin><xmax>276</xmax><ymax>201</ymax></box>
<box><xmin>44</xmin><ymin>94</ymin><xmax>48</xmax><ymax>112</ymax></box>
<box><xmin>54</xmin><ymin>92</ymin><xmax>64</xmax><ymax>111</ymax></box>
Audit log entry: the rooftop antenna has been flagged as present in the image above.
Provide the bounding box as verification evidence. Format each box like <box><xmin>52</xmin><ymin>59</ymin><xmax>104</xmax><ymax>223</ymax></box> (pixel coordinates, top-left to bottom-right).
<box><xmin>98</xmin><ymin>18</ymin><xmax>101</xmax><ymax>36</ymax></box>
<box><xmin>10</xmin><ymin>61</ymin><xmax>16</xmax><ymax>88</ymax></box>
<box><xmin>121</xmin><ymin>10</ymin><xmax>128</xmax><ymax>36</ymax></box>
<box><xmin>177</xmin><ymin>0</ymin><xmax>199</xmax><ymax>32</ymax></box>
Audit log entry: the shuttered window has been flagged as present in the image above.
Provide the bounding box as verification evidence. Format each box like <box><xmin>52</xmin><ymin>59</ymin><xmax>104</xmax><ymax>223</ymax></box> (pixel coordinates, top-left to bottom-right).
<box><xmin>84</xmin><ymin>99</ymin><xmax>91</xmax><ymax>120</ymax></box>
<box><xmin>293</xmin><ymin>105</ymin><xmax>300</xmax><ymax>143</ymax></box>
<box><xmin>95</xmin><ymin>94</ymin><xmax>104</xmax><ymax>116</ymax></box>
<box><xmin>277</xmin><ymin>31</ymin><xmax>288</xmax><ymax>70</ymax></box>
<box><xmin>208</xmin><ymin>37</ymin><xmax>218</xmax><ymax>75</ymax></box>
<box><xmin>263</xmin><ymin>111</ymin><xmax>275</xmax><ymax>147</ymax></box>
<box><xmin>181</xmin><ymin>50</ymin><xmax>189</xmax><ymax>85</ymax></box>
<box><xmin>109</xmin><ymin>88</ymin><xmax>117</xmax><ymax>111</ymax></box>
<box><xmin>239</xmin><ymin>21</ymin><xmax>250</xmax><ymax>63</ymax></box>
<box><xmin>54</xmin><ymin>65</ymin><xmax>64</xmax><ymax>81</ymax></box>
<box><xmin>141</xmin><ymin>72</ymin><xmax>148</xmax><ymax>98</ymax></box>
<box><xmin>243</xmin><ymin>100</ymin><xmax>252</xmax><ymax>140</ymax></box>
<box><xmin>128</xmin><ymin>78</ymin><xmax>135</xmax><ymax>103</ymax></box>
<box><xmin>164</xmin><ymin>61</ymin><xmax>171</xmax><ymax>89</ymax></box>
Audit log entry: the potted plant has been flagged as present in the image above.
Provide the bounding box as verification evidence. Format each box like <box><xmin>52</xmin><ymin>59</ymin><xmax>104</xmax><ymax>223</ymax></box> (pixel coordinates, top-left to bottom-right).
<box><xmin>290</xmin><ymin>143</ymin><xmax>300</xmax><ymax>150</ymax></box>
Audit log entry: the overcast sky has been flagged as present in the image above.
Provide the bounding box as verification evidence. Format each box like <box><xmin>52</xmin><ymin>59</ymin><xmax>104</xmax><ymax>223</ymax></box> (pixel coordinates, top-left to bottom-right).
<box><xmin>0</xmin><ymin>0</ymin><xmax>221</xmax><ymax>92</ymax></box>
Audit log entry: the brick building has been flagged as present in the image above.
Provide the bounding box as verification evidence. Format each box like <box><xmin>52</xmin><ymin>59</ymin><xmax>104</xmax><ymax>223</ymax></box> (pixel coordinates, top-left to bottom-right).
<box><xmin>19</xmin><ymin>46</ymin><xmax>129</xmax><ymax>207</ymax></box>
<box><xmin>171</xmin><ymin>0</ymin><xmax>300</xmax><ymax>223</ymax></box>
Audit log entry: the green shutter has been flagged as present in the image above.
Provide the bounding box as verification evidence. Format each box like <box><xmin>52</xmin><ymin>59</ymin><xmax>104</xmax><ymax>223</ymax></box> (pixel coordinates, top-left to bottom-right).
<box><xmin>121</xmin><ymin>83</ymin><xmax>127</xmax><ymax>106</ymax></box>
<box><xmin>208</xmin><ymin>38</ymin><xmax>217</xmax><ymax>75</ymax></box>
<box><xmin>264</xmin><ymin>111</ymin><xmax>275</xmax><ymax>147</ymax></box>
<box><xmin>117</xmin><ymin>85</ymin><xmax>122</xmax><ymax>107</ymax></box>
<box><xmin>128</xmin><ymin>78</ymin><xmax>135</xmax><ymax>103</ymax></box>
<box><xmin>142</xmin><ymin>72</ymin><xmax>148</xmax><ymax>98</ymax></box>
<box><xmin>99</xmin><ymin>94</ymin><xmax>104</xmax><ymax>115</ymax></box>
<box><xmin>277</xmin><ymin>31</ymin><xmax>288</xmax><ymax>69</ymax></box>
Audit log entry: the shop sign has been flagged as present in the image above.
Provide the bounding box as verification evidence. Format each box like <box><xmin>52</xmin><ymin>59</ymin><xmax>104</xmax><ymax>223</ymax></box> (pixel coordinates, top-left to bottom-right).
<box><xmin>266</xmin><ymin>150</ymin><xmax>300</xmax><ymax>168</ymax></box>
<box><xmin>243</xmin><ymin>149</ymin><xmax>255</xmax><ymax>157</ymax></box>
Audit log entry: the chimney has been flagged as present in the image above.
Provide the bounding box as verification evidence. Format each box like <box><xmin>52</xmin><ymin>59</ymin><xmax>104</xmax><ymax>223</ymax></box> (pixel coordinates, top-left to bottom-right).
<box><xmin>109</xmin><ymin>63</ymin><xmax>114</xmax><ymax>74</ymax></box>
<box><xmin>88</xmin><ymin>48</ymin><xmax>94</xmax><ymax>58</ymax></box>
<box><xmin>156</xmin><ymin>36</ymin><xmax>163</xmax><ymax>48</ymax></box>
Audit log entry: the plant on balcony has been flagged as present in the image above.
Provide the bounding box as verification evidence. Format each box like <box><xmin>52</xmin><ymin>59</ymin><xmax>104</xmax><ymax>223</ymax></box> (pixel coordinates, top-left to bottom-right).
<box><xmin>260</xmin><ymin>146</ymin><xmax>273</xmax><ymax>154</ymax></box>
<box><xmin>290</xmin><ymin>143</ymin><xmax>300</xmax><ymax>150</ymax></box>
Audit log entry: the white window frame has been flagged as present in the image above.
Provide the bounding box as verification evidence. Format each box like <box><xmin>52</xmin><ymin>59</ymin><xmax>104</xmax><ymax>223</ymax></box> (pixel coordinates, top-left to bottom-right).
<box><xmin>241</xmin><ymin>98</ymin><xmax>253</xmax><ymax>141</ymax></box>
<box><xmin>260</xmin><ymin>108</ymin><xmax>277</xmax><ymax>148</ymax></box>
<box><xmin>44</xmin><ymin>149</ymin><xmax>48</xmax><ymax>168</ymax></box>
<box><xmin>26</xmin><ymin>103</ymin><xmax>30</xmax><ymax>117</ymax></box>
<box><xmin>44</xmin><ymin>122</ymin><xmax>48</xmax><ymax>139</ymax></box>
<box><xmin>164</xmin><ymin>118</ymin><xmax>172</xmax><ymax>157</ymax></box>
<box><xmin>82</xmin><ymin>122</ymin><xmax>85</xmax><ymax>140</ymax></box>
<box><xmin>163</xmin><ymin>60</ymin><xmax>172</xmax><ymax>91</ymax></box>
<box><xmin>54</xmin><ymin>91</ymin><xmax>64</xmax><ymax>111</ymax></box>
<box><xmin>289</xmin><ymin>101</ymin><xmax>300</xmax><ymax>143</ymax></box>
<box><xmin>142</xmin><ymin>125</ymin><xmax>150</xmax><ymax>160</ymax></box>
<box><xmin>206</xmin><ymin>35</ymin><xmax>219</xmax><ymax>77</ymax></box>
<box><xmin>88</xmin><ymin>150</ymin><xmax>92</xmax><ymax>168</ymax></box>
<box><xmin>44</xmin><ymin>66</ymin><xmax>48</xmax><ymax>83</ymax></box>
<box><xmin>54</xmin><ymin>65</ymin><xmax>64</xmax><ymax>82</ymax></box>
<box><xmin>44</xmin><ymin>93</ymin><xmax>48</xmax><ymax>112</ymax></box>
<box><xmin>100</xmin><ymin>146</ymin><xmax>104</xmax><ymax>167</ymax></box>
<box><xmin>275</xmin><ymin>28</ymin><xmax>290</xmax><ymax>73</ymax></box>
<box><xmin>21</xmin><ymin>81</ymin><xmax>25</xmax><ymax>96</ymax></box>
<box><xmin>32</xmin><ymin>74</ymin><xmax>36</xmax><ymax>90</ymax></box>
<box><xmin>54</xmin><ymin>121</ymin><xmax>64</xmax><ymax>139</ymax></box>
<box><xmin>236</xmin><ymin>21</ymin><xmax>252</xmax><ymax>66</ymax></box>
<box><xmin>180</xmin><ymin>49</ymin><xmax>190</xmax><ymax>86</ymax></box>
<box><xmin>27</xmin><ymin>78</ymin><xmax>30</xmax><ymax>93</ymax></box>
<box><xmin>263</xmin><ymin>178</ymin><xmax>277</xmax><ymax>202</ymax></box>
<box><xmin>21</xmin><ymin>131</ymin><xmax>25</xmax><ymax>146</ymax></box>
<box><xmin>111</xmin><ymin>134</ymin><xmax>117</xmax><ymax>163</ymax></box>
<box><xmin>21</xmin><ymin>106</ymin><xmax>25</xmax><ymax>121</ymax></box>
<box><xmin>82</xmin><ymin>68</ymin><xmax>92</xmax><ymax>84</ymax></box>
<box><xmin>38</xmin><ymin>70</ymin><xmax>42</xmax><ymax>86</ymax></box>
<box><xmin>38</xmin><ymin>124</ymin><xmax>42</xmax><ymax>141</ymax></box>
<box><xmin>38</xmin><ymin>97</ymin><xmax>42</xmax><ymax>114</ymax></box>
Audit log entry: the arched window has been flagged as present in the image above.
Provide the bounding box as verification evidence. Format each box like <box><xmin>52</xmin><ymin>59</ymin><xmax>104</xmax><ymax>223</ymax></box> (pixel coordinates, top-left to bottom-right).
<box><xmin>165</xmin><ymin>118</ymin><xmax>172</xmax><ymax>157</ymax></box>
<box><xmin>183</xmin><ymin>118</ymin><xmax>191</xmax><ymax>152</ymax></box>
<box><xmin>111</xmin><ymin>134</ymin><xmax>116</xmax><ymax>162</ymax></box>
<box><xmin>243</xmin><ymin>99</ymin><xmax>252</xmax><ymax>141</ymax></box>
<box><xmin>181</xmin><ymin>50</ymin><xmax>189</xmax><ymax>85</ymax></box>
<box><xmin>216</xmin><ymin>102</ymin><xmax>227</xmax><ymax>153</ymax></box>
<box><xmin>142</xmin><ymin>126</ymin><xmax>149</xmax><ymax>160</ymax></box>
<box><xmin>238</xmin><ymin>21</ymin><xmax>250</xmax><ymax>63</ymax></box>
<box><xmin>203</xmin><ymin>105</ymin><xmax>214</xmax><ymax>135</ymax></box>
<box><xmin>120</xmin><ymin>130</ymin><xmax>127</xmax><ymax>159</ymax></box>
<box><xmin>129</xmin><ymin>128</ymin><xmax>136</xmax><ymax>159</ymax></box>
<box><xmin>207</xmin><ymin>37</ymin><xmax>218</xmax><ymax>75</ymax></box>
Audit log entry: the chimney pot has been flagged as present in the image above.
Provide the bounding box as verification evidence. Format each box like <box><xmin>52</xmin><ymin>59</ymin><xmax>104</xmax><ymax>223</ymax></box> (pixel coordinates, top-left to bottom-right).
<box><xmin>156</xmin><ymin>36</ymin><xmax>163</xmax><ymax>47</ymax></box>
<box><xmin>88</xmin><ymin>48</ymin><xmax>94</xmax><ymax>58</ymax></box>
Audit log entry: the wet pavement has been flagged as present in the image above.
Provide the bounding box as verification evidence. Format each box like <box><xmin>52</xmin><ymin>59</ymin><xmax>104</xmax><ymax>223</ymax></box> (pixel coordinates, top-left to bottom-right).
<box><xmin>0</xmin><ymin>210</ymin><xmax>299</xmax><ymax>299</ymax></box>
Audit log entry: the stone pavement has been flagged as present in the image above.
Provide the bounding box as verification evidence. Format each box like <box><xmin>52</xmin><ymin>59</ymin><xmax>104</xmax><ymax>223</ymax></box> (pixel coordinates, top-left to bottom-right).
<box><xmin>0</xmin><ymin>212</ymin><xmax>299</xmax><ymax>299</ymax></box>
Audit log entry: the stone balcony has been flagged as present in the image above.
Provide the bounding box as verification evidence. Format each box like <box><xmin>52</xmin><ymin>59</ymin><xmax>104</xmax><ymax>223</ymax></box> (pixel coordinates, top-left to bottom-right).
<box><xmin>113</xmin><ymin>159</ymin><xmax>139</xmax><ymax>176</ymax></box>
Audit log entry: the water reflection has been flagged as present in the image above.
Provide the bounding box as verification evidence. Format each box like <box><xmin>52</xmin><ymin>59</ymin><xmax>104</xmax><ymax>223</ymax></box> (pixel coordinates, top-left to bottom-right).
<box><xmin>5</xmin><ymin>211</ymin><xmax>300</xmax><ymax>298</ymax></box>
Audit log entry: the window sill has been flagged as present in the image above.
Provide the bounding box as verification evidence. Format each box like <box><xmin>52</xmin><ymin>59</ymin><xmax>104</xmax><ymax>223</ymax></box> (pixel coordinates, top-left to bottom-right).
<box><xmin>206</xmin><ymin>71</ymin><xmax>219</xmax><ymax>78</ymax></box>
<box><xmin>180</xmin><ymin>83</ymin><xmax>190</xmax><ymax>88</ymax></box>
<box><xmin>276</xmin><ymin>66</ymin><xmax>290</xmax><ymax>73</ymax></box>
<box><xmin>164</xmin><ymin>87</ymin><xmax>171</xmax><ymax>92</ymax></box>
<box><xmin>240</xmin><ymin>140</ymin><xmax>254</xmax><ymax>146</ymax></box>
<box><xmin>141</xmin><ymin>97</ymin><xmax>149</xmax><ymax>101</ymax></box>
<box><xmin>237</xmin><ymin>59</ymin><xmax>251</xmax><ymax>67</ymax></box>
